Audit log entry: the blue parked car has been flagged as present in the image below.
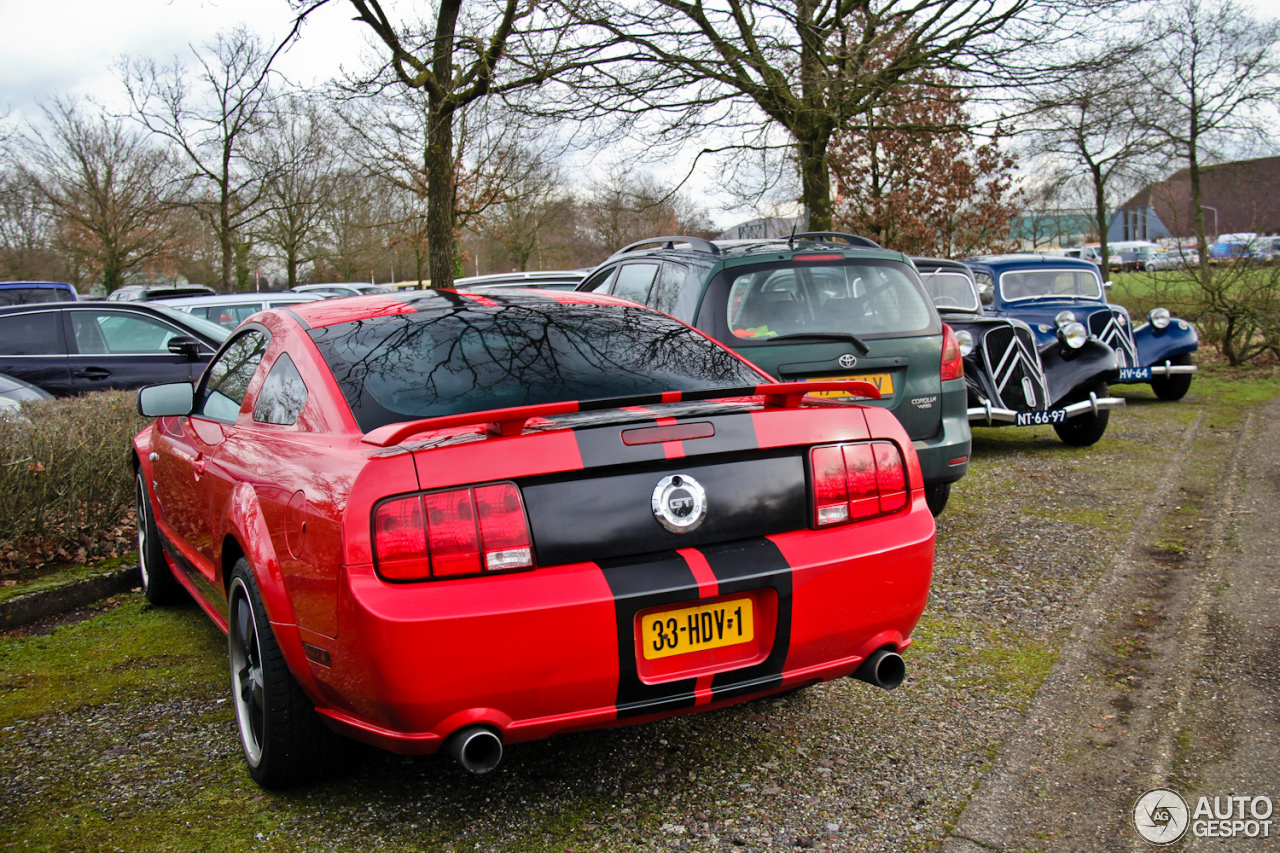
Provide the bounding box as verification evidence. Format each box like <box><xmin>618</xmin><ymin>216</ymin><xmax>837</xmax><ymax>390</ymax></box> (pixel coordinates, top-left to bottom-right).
<box><xmin>964</xmin><ymin>255</ymin><xmax>1198</xmax><ymax>403</ymax></box>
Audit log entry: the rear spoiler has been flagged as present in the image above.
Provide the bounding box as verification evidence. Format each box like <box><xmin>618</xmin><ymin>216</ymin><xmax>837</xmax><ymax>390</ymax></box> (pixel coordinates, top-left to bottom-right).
<box><xmin>361</xmin><ymin>381</ymin><xmax>881</xmax><ymax>447</ymax></box>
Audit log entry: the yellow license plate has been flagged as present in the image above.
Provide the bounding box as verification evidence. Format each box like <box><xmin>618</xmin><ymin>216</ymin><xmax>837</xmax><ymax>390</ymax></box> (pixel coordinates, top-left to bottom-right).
<box><xmin>802</xmin><ymin>373</ymin><xmax>894</xmax><ymax>397</ymax></box>
<box><xmin>640</xmin><ymin>597</ymin><xmax>755</xmax><ymax>660</ymax></box>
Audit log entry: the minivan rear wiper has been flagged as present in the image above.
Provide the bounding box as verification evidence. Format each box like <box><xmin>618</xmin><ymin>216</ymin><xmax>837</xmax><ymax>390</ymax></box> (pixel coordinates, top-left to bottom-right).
<box><xmin>760</xmin><ymin>332</ymin><xmax>871</xmax><ymax>355</ymax></box>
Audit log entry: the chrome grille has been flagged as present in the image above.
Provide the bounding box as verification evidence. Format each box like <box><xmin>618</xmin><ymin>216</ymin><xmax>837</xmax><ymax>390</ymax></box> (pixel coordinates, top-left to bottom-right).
<box><xmin>981</xmin><ymin>324</ymin><xmax>1050</xmax><ymax>412</ymax></box>
<box><xmin>1088</xmin><ymin>308</ymin><xmax>1138</xmax><ymax>367</ymax></box>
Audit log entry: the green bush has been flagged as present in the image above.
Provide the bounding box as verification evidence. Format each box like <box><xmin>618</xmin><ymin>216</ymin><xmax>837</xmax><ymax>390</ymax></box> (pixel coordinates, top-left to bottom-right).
<box><xmin>0</xmin><ymin>390</ymin><xmax>148</xmax><ymax>570</ymax></box>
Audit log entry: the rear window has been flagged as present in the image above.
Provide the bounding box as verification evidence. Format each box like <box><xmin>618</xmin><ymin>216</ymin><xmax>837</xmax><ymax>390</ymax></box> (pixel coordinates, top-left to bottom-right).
<box><xmin>308</xmin><ymin>298</ymin><xmax>767</xmax><ymax>433</ymax></box>
<box><xmin>0</xmin><ymin>287</ymin><xmax>73</xmax><ymax>305</ymax></box>
<box><xmin>725</xmin><ymin>259</ymin><xmax>934</xmax><ymax>340</ymax></box>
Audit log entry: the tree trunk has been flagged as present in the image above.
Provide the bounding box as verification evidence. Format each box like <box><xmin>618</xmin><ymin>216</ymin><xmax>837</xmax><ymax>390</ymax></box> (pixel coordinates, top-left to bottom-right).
<box><xmin>1090</xmin><ymin>163</ymin><xmax>1110</xmax><ymax>282</ymax></box>
<box><xmin>798</xmin><ymin>135</ymin><xmax>833</xmax><ymax>232</ymax></box>
<box><xmin>426</xmin><ymin>98</ymin><xmax>456</xmax><ymax>289</ymax></box>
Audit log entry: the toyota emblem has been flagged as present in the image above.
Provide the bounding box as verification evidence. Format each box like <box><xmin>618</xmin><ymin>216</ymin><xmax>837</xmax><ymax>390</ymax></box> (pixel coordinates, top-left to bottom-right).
<box><xmin>838</xmin><ymin>353</ymin><xmax>858</xmax><ymax>369</ymax></box>
<box><xmin>651</xmin><ymin>474</ymin><xmax>708</xmax><ymax>533</ymax></box>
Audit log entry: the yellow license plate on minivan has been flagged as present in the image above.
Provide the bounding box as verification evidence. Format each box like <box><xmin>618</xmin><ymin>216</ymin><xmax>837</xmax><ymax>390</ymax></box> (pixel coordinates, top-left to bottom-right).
<box><xmin>802</xmin><ymin>373</ymin><xmax>894</xmax><ymax>397</ymax></box>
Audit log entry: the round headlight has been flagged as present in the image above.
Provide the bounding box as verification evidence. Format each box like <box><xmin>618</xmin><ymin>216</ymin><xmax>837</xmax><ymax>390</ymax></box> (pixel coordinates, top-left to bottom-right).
<box><xmin>1059</xmin><ymin>321</ymin><xmax>1088</xmax><ymax>349</ymax></box>
<box><xmin>1149</xmin><ymin>307</ymin><xmax>1171</xmax><ymax>329</ymax></box>
<box><xmin>955</xmin><ymin>329</ymin><xmax>974</xmax><ymax>357</ymax></box>
<box><xmin>1055</xmin><ymin>310</ymin><xmax>1077</xmax><ymax>326</ymax></box>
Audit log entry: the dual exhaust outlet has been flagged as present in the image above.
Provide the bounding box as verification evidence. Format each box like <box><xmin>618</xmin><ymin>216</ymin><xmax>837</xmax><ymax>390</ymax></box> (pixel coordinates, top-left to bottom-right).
<box><xmin>444</xmin><ymin>649</ymin><xmax>904</xmax><ymax>775</ymax></box>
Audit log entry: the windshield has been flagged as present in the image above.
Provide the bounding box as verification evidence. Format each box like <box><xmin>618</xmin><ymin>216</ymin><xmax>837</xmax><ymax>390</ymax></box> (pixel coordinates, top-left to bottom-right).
<box><xmin>308</xmin><ymin>298</ymin><xmax>767</xmax><ymax>433</ymax></box>
<box><xmin>725</xmin><ymin>259</ymin><xmax>934</xmax><ymax>340</ymax></box>
<box><xmin>149</xmin><ymin>303</ymin><xmax>232</xmax><ymax>342</ymax></box>
<box><xmin>998</xmin><ymin>268</ymin><xmax>1103</xmax><ymax>302</ymax></box>
<box><xmin>918</xmin><ymin>270</ymin><xmax>980</xmax><ymax>313</ymax></box>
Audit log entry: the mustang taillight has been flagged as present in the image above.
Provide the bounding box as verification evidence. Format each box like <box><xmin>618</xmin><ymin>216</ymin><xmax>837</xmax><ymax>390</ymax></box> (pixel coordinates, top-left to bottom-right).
<box><xmin>810</xmin><ymin>441</ymin><xmax>909</xmax><ymax>527</ymax></box>
<box><xmin>940</xmin><ymin>323</ymin><xmax>964</xmax><ymax>382</ymax></box>
<box><xmin>373</xmin><ymin>482</ymin><xmax>533</xmax><ymax>581</ymax></box>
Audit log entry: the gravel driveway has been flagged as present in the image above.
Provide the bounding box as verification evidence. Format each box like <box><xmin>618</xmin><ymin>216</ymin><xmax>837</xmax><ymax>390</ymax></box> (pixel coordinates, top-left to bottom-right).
<box><xmin>1</xmin><ymin>376</ymin><xmax>1274</xmax><ymax>852</ymax></box>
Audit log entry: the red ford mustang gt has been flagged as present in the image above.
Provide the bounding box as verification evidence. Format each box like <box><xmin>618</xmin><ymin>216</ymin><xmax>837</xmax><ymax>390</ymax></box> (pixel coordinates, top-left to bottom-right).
<box><xmin>132</xmin><ymin>289</ymin><xmax>935</xmax><ymax>787</ymax></box>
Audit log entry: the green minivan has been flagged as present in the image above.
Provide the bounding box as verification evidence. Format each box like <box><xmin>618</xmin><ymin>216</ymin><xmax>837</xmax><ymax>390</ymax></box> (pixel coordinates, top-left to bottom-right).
<box><xmin>573</xmin><ymin>234</ymin><xmax>971</xmax><ymax>515</ymax></box>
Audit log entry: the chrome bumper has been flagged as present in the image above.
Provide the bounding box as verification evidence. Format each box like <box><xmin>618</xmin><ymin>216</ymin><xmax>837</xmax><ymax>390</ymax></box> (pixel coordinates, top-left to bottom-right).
<box><xmin>1149</xmin><ymin>361</ymin><xmax>1197</xmax><ymax>376</ymax></box>
<box><xmin>968</xmin><ymin>392</ymin><xmax>1127</xmax><ymax>425</ymax></box>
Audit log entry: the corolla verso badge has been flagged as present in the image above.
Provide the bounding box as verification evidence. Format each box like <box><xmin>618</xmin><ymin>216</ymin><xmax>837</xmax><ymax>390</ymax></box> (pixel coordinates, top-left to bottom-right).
<box><xmin>652</xmin><ymin>474</ymin><xmax>707</xmax><ymax>533</ymax></box>
<box><xmin>838</xmin><ymin>353</ymin><xmax>859</xmax><ymax>369</ymax></box>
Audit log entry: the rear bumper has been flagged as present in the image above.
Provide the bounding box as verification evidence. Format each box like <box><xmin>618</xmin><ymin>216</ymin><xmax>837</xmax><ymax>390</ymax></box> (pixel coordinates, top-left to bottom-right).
<box><xmin>312</xmin><ymin>505</ymin><xmax>935</xmax><ymax>754</ymax></box>
<box><xmin>911</xmin><ymin>378</ymin><xmax>971</xmax><ymax>487</ymax></box>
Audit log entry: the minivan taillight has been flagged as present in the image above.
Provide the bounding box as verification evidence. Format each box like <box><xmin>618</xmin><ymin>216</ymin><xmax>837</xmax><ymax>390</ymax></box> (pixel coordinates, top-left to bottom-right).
<box><xmin>940</xmin><ymin>323</ymin><xmax>964</xmax><ymax>382</ymax></box>
<box><xmin>810</xmin><ymin>441</ymin><xmax>910</xmax><ymax>527</ymax></box>
<box><xmin>374</xmin><ymin>482</ymin><xmax>533</xmax><ymax>581</ymax></box>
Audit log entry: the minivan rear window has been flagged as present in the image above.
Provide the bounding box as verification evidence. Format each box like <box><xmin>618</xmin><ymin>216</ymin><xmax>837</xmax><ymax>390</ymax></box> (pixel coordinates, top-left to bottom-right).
<box><xmin>725</xmin><ymin>259</ymin><xmax>934</xmax><ymax>340</ymax></box>
<box><xmin>308</xmin><ymin>297</ymin><xmax>766</xmax><ymax>433</ymax></box>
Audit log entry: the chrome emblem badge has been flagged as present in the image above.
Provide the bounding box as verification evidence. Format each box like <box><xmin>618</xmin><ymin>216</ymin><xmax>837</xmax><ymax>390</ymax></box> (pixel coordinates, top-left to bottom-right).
<box><xmin>838</xmin><ymin>353</ymin><xmax>858</xmax><ymax>369</ymax></box>
<box><xmin>1021</xmin><ymin>376</ymin><xmax>1038</xmax><ymax>407</ymax></box>
<box><xmin>651</xmin><ymin>474</ymin><xmax>707</xmax><ymax>533</ymax></box>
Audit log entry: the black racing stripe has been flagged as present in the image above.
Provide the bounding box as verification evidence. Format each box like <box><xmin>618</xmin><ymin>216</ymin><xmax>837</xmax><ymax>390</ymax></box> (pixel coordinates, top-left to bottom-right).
<box><xmin>573</xmin><ymin>420</ymin><xmax>669</xmax><ymax>468</ymax></box>
<box><xmin>599</xmin><ymin>551</ymin><xmax>699</xmax><ymax>718</ymax></box>
<box><xmin>701</xmin><ymin>538</ymin><xmax>793</xmax><ymax>701</ymax></box>
<box><xmin>570</xmin><ymin>408</ymin><xmax>761</xmax><ymax>470</ymax></box>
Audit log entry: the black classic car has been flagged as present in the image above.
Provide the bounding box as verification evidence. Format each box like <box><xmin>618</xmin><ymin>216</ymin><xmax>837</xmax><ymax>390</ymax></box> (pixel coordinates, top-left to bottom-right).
<box><xmin>912</xmin><ymin>258</ymin><xmax>1125</xmax><ymax>446</ymax></box>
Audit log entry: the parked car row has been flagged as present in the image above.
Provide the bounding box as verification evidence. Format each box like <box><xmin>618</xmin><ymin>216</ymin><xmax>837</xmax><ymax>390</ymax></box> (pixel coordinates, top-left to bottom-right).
<box><xmin>1</xmin><ymin>232</ymin><xmax>1197</xmax><ymax>789</ymax></box>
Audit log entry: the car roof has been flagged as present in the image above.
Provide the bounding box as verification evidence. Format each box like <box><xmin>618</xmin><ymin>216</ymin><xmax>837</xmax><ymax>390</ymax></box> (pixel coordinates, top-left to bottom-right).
<box><xmin>911</xmin><ymin>257</ymin><xmax>971</xmax><ymax>274</ymax></box>
<box><xmin>283</xmin><ymin>287</ymin><xmax>648</xmax><ymax>329</ymax></box>
<box><xmin>964</xmin><ymin>254</ymin><xmax>1102</xmax><ymax>272</ymax></box>
<box><xmin>162</xmin><ymin>292</ymin><xmax>323</xmax><ymax>307</ymax></box>
<box><xmin>454</xmin><ymin>271</ymin><xmax>587</xmax><ymax>288</ymax></box>
<box><xmin>0</xmin><ymin>281</ymin><xmax>76</xmax><ymax>290</ymax></box>
<box><xmin>599</xmin><ymin>233</ymin><xmax>905</xmax><ymax>266</ymax></box>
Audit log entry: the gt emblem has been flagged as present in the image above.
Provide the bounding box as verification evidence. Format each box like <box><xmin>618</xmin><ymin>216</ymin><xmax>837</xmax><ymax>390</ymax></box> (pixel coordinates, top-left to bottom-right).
<box><xmin>838</xmin><ymin>353</ymin><xmax>858</xmax><ymax>369</ymax></box>
<box><xmin>651</xmin><ymin>474</ymin><xmax>707</xmax><ymax>533</ymax></box>
<box><xmin>1021</xmin><ymin>376</ymin><xmax>1037</xmax><ymax>407</ymax></box>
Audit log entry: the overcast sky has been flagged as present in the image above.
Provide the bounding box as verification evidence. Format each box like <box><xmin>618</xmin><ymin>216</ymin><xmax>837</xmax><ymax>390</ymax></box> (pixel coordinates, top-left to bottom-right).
<box><xmin>0</xmin><ymin>0</ymin><xmax>366</xmax><ymax>118</ymax></box>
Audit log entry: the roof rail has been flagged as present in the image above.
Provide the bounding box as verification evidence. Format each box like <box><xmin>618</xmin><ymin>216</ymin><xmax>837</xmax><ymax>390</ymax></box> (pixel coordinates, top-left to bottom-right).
<box><xmin>607</xmin><ymin>236</ymin><xmax>721</xmax><ymax>259</ymax></box>
<box><xmin>793</xmin><ymin>232</ymin><xmax>881</xmax><ymax>249</ymax></box>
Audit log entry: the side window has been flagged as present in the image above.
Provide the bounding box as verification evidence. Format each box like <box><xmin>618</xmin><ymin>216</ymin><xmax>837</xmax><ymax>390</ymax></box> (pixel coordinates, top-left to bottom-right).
<box><xmin>649</xmin><ymin>263</ymin><xmax>690</xmax><ymax>316</ymax></box>
<box><xmin>610</xmin><ymin>263</ymin><xmax>660</xmax><ymax>304</ymax></box>
<box><xmin>0</xmin><ymin>312</ymin><xmax>62</xmax><ymax>355</ymax></box>
<box><xmin>253</xmin><ymin>353</ymin><xmax>309</xmax><ymax>426</ymax></box>
<box><xmin>579</xmin><ymin>266</ymin><xmax>618</xmax><ymax>293</ymax></box>
<box><xmin>198</xmin><ymin>330</ymin><xmax>269</xmax><ymax>422</ymax></box>
<box><xmin>72</xmin><ymin>311</ymin><xmax>183</xmax><ymax>354</ymax></box>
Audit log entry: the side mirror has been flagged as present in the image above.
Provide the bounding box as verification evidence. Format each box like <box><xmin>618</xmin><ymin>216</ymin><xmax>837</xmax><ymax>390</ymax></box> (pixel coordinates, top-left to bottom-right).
<box><xmin>167</xmin><ymin>335</ymin><xmax>202</xmax><ymax>361</ymax></box>
<box><xmin>1102</xmin><ymin>280</ymin><xmax>1113</xmax><ymax>289</ymax></box>
<box><xmin>138</xmin><ymin>382</ymin><xmax>194</xmax><ymax>418</ymax></box>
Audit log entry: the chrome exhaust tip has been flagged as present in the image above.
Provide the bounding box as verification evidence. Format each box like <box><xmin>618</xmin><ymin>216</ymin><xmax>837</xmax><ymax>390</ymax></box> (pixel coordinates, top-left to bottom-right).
<box><xmin>854</xmin><ymin>648</ymin><xmax>906</xmax><ymax>690</ymax></box>
<box><xmin>444</xmin><ymin>725</ymin><xmax>503</xmax><ymax>775</ymax></box>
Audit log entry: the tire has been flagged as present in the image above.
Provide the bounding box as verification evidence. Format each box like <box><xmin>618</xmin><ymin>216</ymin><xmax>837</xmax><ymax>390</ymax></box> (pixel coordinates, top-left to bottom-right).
<box><xmin>136</xmin><ymin>471</ymin><xmax>185</xmax><ymax>605</ymax></box>
<box><xmin>924</xmin><ymin>481</ymin><xmax>951</xmax><ymax>517</ymax></box>
<box><xmin>1149</xmin><ymin>354</ymin><xmax>1193</xmax><ymax>401</ymax></box>
<box><xmin>1053</xmin><ymin>382</ymin><xmax>1110</xmax><ymax>446</ymax></box>
<box><xmin>228</xmin><ymin>559</ymin><xmax>346</xmax><ymax>788</ymax></box>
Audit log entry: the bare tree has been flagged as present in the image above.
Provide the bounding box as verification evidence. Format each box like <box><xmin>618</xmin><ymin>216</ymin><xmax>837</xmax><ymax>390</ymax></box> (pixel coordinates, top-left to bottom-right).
<box><xmin>568</xmin><ymin>0</ymin><xmax>1108</xmax><ymax>232</ymax></box>
<box><xmin>1018</xmin><ymin>40</ymin><xmax>1163</xmax><ymax>278</ymax></box>
<box><xmin>1143</xmin><ymin>0</ymin><xmax>1280</xmax><ymax>272</ymax></box>
<box><xmin>581</xmin><ymin>168</ymin><xmax>716</xmax><ymax>257</ymax></box>
<box><xmin>120</xmin><ymin>26</ymin><xmax>278</xmax><ymax>290</ymax></box>
<box><xmin>252</xmin><ymin>94</ymin><xmax>342</xmax><ymax>288</ymax></box>
<box><xmin>18</xmin><ymin>97</ymin><xmax>183</xmax><ymax>293</ymax></box>
<box><xmin>291</xmin><ymin>0</ymin><xmax>615</xmax><ymax>289</ymax></box>
<box><xmin>0</xmin><ymin>167</ymin><xmax>68</xmax><ymax>283</ymax></box>
<box><xmin>483</xmin><ymin>145</ymin><xmax>572</xmax><ymax>271</ymax></box>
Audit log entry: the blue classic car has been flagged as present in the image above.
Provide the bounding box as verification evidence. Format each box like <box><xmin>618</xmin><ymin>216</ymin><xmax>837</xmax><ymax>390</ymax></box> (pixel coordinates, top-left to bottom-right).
<box><xmin>963</xmin><ymin>255</ymin><xmax>1198</xmax><ymax>401</ymax></box>
<box><xmin>914</xmin><ymin>258</ymin><xmax>1124</xmax><ymax>446</ymax></box>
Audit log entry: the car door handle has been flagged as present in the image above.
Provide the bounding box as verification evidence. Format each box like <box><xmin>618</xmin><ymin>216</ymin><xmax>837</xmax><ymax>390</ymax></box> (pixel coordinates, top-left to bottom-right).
<box><xmin>73</xmin><ymin>367</ymin><xmax>111</xmax><ymax>380</ymax></box>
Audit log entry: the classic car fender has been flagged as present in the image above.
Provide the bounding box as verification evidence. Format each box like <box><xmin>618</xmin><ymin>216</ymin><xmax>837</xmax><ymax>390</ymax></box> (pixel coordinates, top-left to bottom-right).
<box><xmin>1132</xmin><ymin>320</ymin><xmax>1199</xmax><ymax>366</ymax></box>
<box><xmin>1039</xmin><ymin>338</ymin><xmax>1119</xmax><ymax>405</ymax></box>
<box><xmin>223</xmin><ymin>481</ymin><xmax>321</xmax><ymax>697</ymax></box>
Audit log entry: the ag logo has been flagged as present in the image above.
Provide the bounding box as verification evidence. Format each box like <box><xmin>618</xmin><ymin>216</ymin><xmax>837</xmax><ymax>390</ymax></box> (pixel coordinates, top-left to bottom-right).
<box><xmin>651</xmin><ymin>474</ymin><xmax>707</xmax><ymax>533</ymax></box>
<box><xmin>838</xmin><ymin>353</ymin><xmax>858</xmax><ymax>369</ymax></box>
<box><xmin>1133</xmin><ymin>788</ymin><xmax>1189</xmax><ymax>845</ymax></box>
